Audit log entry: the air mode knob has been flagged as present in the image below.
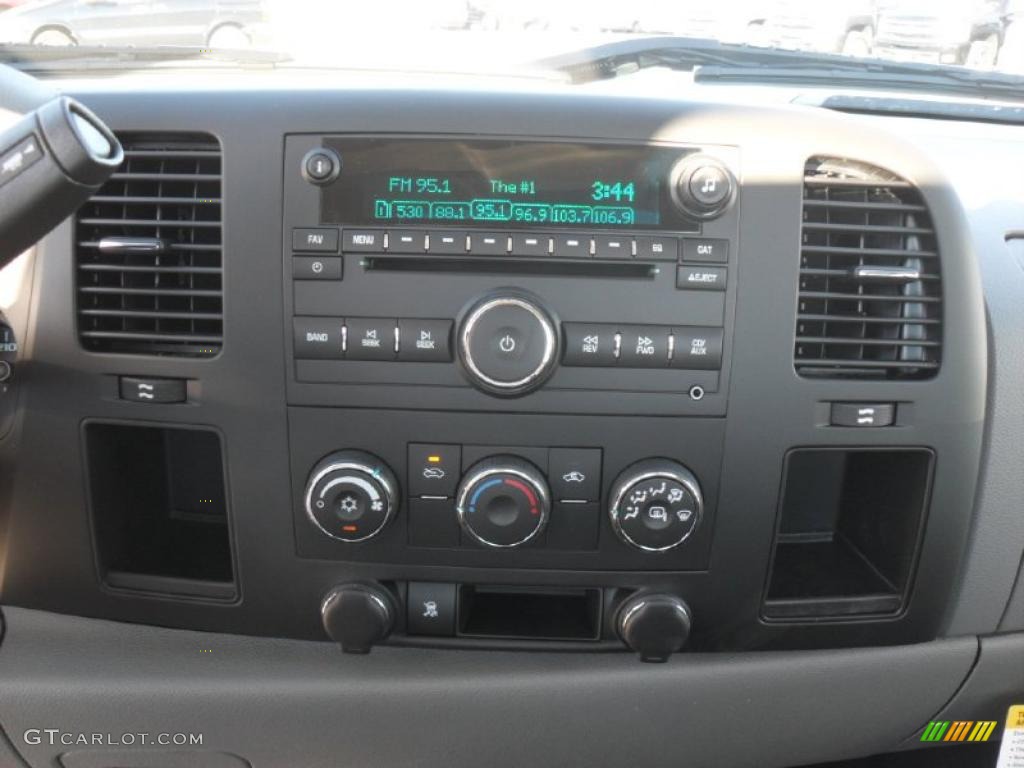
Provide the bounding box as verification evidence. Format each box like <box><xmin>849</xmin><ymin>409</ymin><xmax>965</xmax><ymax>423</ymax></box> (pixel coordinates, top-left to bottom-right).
<box><xmin>456</xmin><ymin>456</ymin><xmax>551</xmax><ymax>548</ymax></box>
<box><xmin>608</xmin><ymin>459</ymin><xmax>704</xmax><ymax>552</ymax></box>
<box><xmin>669</xmin><ymin>154</ymin><xmax>736</xmax><ymax>220</ymax></box>
<box><xmin>304</xmin><ymin>450</ymin><xmax>399</xmax><ymax>542</ymax></box>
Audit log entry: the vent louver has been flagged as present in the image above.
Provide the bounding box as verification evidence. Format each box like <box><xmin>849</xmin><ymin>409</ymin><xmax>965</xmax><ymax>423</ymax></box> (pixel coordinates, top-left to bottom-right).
<box><xmin>75</xmin><ymin>133</ymin><xmax>223</xmax><ymax>357</ymax></box>
<box><xmin>795</xmin><ymin>157</ymin><xmax>941</xmax><ymax>379</ymax></box>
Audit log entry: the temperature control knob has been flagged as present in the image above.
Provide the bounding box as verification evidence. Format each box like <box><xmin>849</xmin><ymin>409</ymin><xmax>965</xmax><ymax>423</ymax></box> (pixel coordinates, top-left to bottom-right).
<box><xmin>304</xmin><ymin>450</ymin><xmax>399</xmax><ymax>542</ymax></box>
<box><xmin>608</xmin><ymin>459</ymin><xmax>704</xmax><ymax>552</ymax></box>
<box><xmin>456</xmin><ymin>456</ymin><xmax>551</xmax><ymax>548</ymax></box>
<box><xmin>669</xmin><ymin>155</ymin><xmax>736</xmax><ymax>220</ymax></box>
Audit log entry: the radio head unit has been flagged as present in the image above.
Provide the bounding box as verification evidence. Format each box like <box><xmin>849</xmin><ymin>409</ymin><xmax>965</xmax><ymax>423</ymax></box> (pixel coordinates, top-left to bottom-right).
<box><xmin>283</xmin><ymin>134</ymin><xmax>740</xmax><ymax>415</ymax></box>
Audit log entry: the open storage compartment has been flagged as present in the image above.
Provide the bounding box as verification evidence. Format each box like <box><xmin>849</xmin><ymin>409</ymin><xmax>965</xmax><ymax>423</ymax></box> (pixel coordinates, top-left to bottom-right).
<box><xmin>763</xmin><ymin>448</ymin><xmax>933</xmax><ymax>620</ymax></box>
<box><xmin>85</xmin><ymin>422</ymin><xmax>235</xmax><ymax>600</ymax></box>
<box><xmin>458</xmin><ymin>585</ymin><xmax>602</xmax><ymax>641</ymax></box>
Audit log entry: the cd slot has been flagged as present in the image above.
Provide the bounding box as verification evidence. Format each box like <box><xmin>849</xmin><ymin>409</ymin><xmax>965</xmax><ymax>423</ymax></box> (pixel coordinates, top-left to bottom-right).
<box><xmin>362</xmin><ymin>255</ymin><xmax>658</xmax><ymax>279</ymax></box>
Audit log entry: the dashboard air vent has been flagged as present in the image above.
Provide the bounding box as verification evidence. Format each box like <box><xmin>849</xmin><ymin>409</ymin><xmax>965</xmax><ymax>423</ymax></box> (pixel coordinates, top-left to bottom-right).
<box><xmin>795</xmin><ymin>157</ymin><xmax>941</xmax><ymax>379</ymax></box>
<box><xmin>75</xmin><ymin>133</ymin><xmax>223</xmax><ymax>357</ymax></box>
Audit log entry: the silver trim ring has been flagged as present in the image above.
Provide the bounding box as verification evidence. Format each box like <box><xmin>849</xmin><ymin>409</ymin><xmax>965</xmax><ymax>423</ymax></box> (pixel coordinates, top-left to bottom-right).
<box><xmin>304</xmin><ymin>459</ymin><xmax>398</xmax><ymax>543</ymax></box>
<box><xmin>459</xmin><ymin>296</ymin><xmax>557</xmax><ymax>392</ymax></box>
<box><xmin>608</xmin><ymin>464</ymin><xmax>704</xmax><ymax>552</ymax></box>
<box><xmin>456</xmin><ymin>463</ymin><xmax>551</xmax><ymax>548</ymax></box>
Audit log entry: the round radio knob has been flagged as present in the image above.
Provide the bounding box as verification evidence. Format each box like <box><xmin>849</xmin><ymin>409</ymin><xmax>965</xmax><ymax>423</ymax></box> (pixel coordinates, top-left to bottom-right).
<box><xmin>617</xmin><ymin>593</ymin><xmax>692</xmax><ymax>662</ymax></box>
<box><xmin>456</xmin><ymin>456</ymin><xmax>551</xmax><ymax>548</ymax></box>
<box><xmin>304</xmin><ymin>450</ymin><xmax>399</xmax><ymax>542</ymax></box>
<box><xmin>669</xmin><ymin>155</ymin><xmax>736</xmax><ymax>220</ymax></box>
<box><xmin>608</xmin><ymin>459</ymin><xmax>704</xmax><ymax>552</ymax></box>
<box><xmin>458</xmin><ymin>292</ymin><xmax>558</xmax><ymax>397</ymax></box>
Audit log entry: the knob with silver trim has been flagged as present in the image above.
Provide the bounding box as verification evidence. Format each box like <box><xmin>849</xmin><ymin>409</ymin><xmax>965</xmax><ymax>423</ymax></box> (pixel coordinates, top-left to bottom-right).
<box><xmin>617</xmin><ymin>593</ymin><xmax>692</xmax><ymax>662</ymax></box>
<box><xmin>456</xmin><ymin>456</ymin><xmax>551</xmax><ymax>548</ymax></box>
<box><xmin>458</xmin><ymin>292</ymin><xmax>558</xmax><ymax>397</ymax></box>
<box><xmin>304</xmin><ymin>450</ymin><xmax>399</xmax><ymax>542</ymax></box>
<box><xmin>608</xmin><ymin>459</ymin><xmax>704</xmax><ymax>552</ymax></box>
<box><xmin>321</xmin><ymin>582</ymin><xmax>395</xmax><ymax>654</ymax></box>
<box><xmin>669</xmin><ymin>154</ymin><xmax>736</xmax><ymax>220</ymax></box>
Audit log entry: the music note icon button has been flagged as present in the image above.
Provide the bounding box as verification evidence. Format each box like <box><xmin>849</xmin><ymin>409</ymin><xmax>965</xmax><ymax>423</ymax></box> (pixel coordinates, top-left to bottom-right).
<box><xmin>688</xmin><ymin>165</ymin><xmax>731</xmax><ymax>207</ymax></box>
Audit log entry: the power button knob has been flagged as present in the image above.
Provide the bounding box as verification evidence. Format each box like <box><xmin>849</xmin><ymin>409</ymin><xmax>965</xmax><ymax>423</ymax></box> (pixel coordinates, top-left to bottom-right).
<box><xmin>458</xmin><ymin>293</ymin><xmax>558</xmax><ymax>397</ymax></box>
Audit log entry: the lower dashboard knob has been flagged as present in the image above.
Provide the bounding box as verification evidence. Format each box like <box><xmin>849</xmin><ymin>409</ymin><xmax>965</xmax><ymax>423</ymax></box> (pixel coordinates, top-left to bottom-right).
<box><xmin>304</xmin><ymin>450</ymin><xmax>399</xmax><ymax>542</ymax></box>
<box><xmin>608</xmin><ymin>459</ymin><xmax>704</xmax><ymax>552</ymax></box>
<box><xmin>321</xmin><ymin>583</ymin><xmax>396</xmax><ymax>654</ymax></box>
<box><xmin>458</xmin><ymin>292</ymin><xmax>558</xmax><ymax>397</ymax></box>
<box><xmin>456</xmin><ymin>456</ymin><xmax>551</xmax><ymax>548</ymax></box>
<box><xmin>617</xmin><ymin>593</ymin><xmax>692</xmax><ymax>663</ymax></box>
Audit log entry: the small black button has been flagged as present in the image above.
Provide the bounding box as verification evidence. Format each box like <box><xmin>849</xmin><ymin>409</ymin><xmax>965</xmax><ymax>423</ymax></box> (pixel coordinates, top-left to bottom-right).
<box><xmin>303</xmin><ymin>149</ymin><xmax>338</xmax><ymax>182</ymax></box>
<box><xmin>552</xmin><ymin>234</ymin><xmax>591</xmax><ymax>258</ymax></box>
<box><xmin>636</xmin><ymin>236</ymin><xmax>678</xmax><ymax>261</ymax></box>
<box><xmin>428</xmin><ymin>231</ymin><xmax>466</xmax><ymax>254</ymax></box>
<box><xmin>397</xmin><ymin>319</ymin><xmax>452</xmax><ymax>362</ymax></box>
<box><xmin>677</xmin><ymin>265</ymin><xmax>727</xmax><ymax>291</ymax></box>
<box><xmin>619</xmin><ymin>325</ymin><xmax>672</xmax><ymax>368</ymax></box>
<box><xmin>408</xmin><ymin>498</ymin><xmax>461</xmax><ymax>548</ymax></box>
<box><xmin>292</xmin><ymin>228</ymin><xmax>339</xmax><ymax>253</ymax></box>
<box><xmin>688</xmin><ymin>165</ymin><xmax>731</xmax><ymax>207</ymax></box>
<box><xmin>119</xmin><ymin>376</ymin><xmax>186</xmax><ymax>404</ymax></box>
<box><xmin>562</xmin><ymin>323</ymin><xmax>618</xmax><ymax>367</ymax></box>
<box><xmin>346</xmin><ymin>318</ymin><xmax>396</xmax><ymax>360</ymax></box>
<box><xmin>594</xmin><ymin>235</ymin><xmax>632</xmax><ymax>260</ymax></box>
<box><xmin>407</xmin><ymin>582</ymin><xmax>457</xmax><ymax>636</ymax></box>
<box><xmin>293</xmin><ymin>256</ymin><xmax>342</xmax><ymax>280</ymax></box>
<box><xmin>511</xmin><ymin>233</ymin><xmax>550</xmax><ymax>256</ymax></box>
<box><xmin>671</xmin><ymin>327</ymin><xmax>723</xmax><ymax>370</ymax></box>
<box><xmin>408</xmin><ymin>443</ymin><xmax>461</xmax><ymax>498</ymax></box>
<box><xmin>830</xmin><ymin>403</ymin><xmax>896</xmax><ymax>428</ymax></box>
<box><xmin>294</xmin><ymin>317</ymin><xmax>344</xmax><ymax>359</ymax></box>
<box><xmin>469</xmin><ymin>233</ymin><xmax>508</xmax><ymax>255</ymax></box>
<box><xmin>682</xmin><ymin>238</ymin><xmax>729</xmax><ymax>263</ymax></box>
<box><xmin>342</xmin><ymin>229</ymin><xmax>385</xmax><ymax>252</ymax></box>
<box><xmin>549</xmin><ymin>448</ymin><xmax>602</xmax><ymax>502</ymax></box>
<box><xmin>547</xmin><ymin>501</ymin><xmax>600</xmax><ymax>551</ymax></box>
<box><xmin>388</xmin><ymin>230</ymin><xmax>427</xmax><ymax>253</ymax></box>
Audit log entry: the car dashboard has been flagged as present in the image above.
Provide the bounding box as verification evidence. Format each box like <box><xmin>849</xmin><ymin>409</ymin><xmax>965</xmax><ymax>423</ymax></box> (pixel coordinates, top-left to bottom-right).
<box><xmin>0</xmin><ymin>72</ymin><xmax>1022</xmax><ymax>768</ymax></box>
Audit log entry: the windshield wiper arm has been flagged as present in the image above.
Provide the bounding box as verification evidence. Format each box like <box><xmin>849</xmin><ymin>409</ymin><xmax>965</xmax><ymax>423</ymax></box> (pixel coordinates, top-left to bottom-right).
<box><xmin>540</xmin><ymin>36</ymin><xmax>1024</xmax><ymax>101</ymax></box>
<box><xmin>0</xmin><ymin>44</ymin><xmax>290</xmax><ymax>73</ymax></box>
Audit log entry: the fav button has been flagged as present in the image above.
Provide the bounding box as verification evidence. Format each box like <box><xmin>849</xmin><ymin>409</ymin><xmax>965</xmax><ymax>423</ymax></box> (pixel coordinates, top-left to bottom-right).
<box><xmin>292</xmin><ymin>227</ymin><xmax>339</xmax><ymax>253</ymax></box>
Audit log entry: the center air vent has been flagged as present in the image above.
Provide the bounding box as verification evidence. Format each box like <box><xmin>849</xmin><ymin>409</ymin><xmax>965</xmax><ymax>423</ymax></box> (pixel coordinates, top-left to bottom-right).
<box><xmin>795</xmin><ymin>157</ymin><xmax>941</xmax><ymax>379</ymax></box>
<box><xmin>75</xmin><ymin>133</ymin><xmax>223</xmax><ymax>357</ymax></box>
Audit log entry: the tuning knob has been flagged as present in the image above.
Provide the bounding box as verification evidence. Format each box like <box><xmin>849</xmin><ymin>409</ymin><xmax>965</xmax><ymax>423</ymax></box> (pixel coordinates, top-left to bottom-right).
<box><xmin>321</xmin><ymin>583</ymin><xmax>396</xmax><ymax>654</ymax></box>
<box><xmin>669</xmin><ymin>155</ymin><xmax>736</xmax><ymax>220</ymax></box>
<box><xmin>617</xmin><ymin>593</ymin><xmax>692</xmax><ymax>662</ymax></box>
<box><xmin>304</xmin><ymin>450</ymin><xmax>399</xmax><ymax>542</ymax></box>
<box><xmin>608</xmin><ymin>459</ymin><xmax>704</xmax><ymax>552</ymax></box>
<box><xmin>456</xmin><ymin>456</ymin><xmax>551</xmax><ymax>548</ymax></box>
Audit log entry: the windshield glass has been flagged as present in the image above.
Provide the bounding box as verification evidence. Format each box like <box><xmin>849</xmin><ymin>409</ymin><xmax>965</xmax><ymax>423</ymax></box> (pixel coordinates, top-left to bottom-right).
<box><xmin>0</xmin><ymin>0</ymin><xmax>1022</xmax><ymax>81</ymax></box>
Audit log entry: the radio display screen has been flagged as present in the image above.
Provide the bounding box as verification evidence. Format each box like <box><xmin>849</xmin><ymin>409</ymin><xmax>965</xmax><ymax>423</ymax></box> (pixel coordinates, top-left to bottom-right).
<box><xmin>320</xmin><ymin>137</ymin><xmax>695</xmax><ymax>231</ymax></box>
